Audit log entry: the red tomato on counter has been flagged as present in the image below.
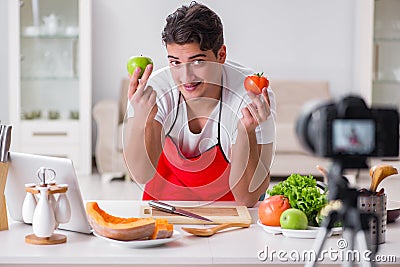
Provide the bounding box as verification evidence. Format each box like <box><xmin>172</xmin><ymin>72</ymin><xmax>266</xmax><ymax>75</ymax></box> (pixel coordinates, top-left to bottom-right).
<box><xmin>258</xmin><ymin>195</ymin><xmax>291</xmax><ymax>226</ymax></box>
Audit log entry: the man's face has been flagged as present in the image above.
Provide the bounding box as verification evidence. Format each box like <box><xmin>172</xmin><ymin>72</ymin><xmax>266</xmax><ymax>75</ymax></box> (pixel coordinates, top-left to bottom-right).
<box><xmin>166</xmin><ymin>42</ymin><xmax>226</xmax><ymax>100</ymax></box>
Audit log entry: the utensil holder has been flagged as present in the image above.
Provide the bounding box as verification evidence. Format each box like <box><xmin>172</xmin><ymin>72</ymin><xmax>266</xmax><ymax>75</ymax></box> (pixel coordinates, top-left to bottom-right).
<box><xmin>0</xmin><ymin>162</ymin><xmax>10</xmax><ymax>231</ymax></box>
<box><xmin>0</xmin><ymin>124</ymin><xmax>12</xmax><ymax>231</ymax></box>
<box><xmin>358</xmin><ymin>194</ymin><xmax>387</xmax><ymax>245</ymax></box>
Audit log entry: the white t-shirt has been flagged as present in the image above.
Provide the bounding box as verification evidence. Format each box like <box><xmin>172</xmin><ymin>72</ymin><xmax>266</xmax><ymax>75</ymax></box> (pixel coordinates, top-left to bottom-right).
<box><xmin>127</xmin><ymin>60</ymin><xmax>276</xmax><ymax>161</ymax></box>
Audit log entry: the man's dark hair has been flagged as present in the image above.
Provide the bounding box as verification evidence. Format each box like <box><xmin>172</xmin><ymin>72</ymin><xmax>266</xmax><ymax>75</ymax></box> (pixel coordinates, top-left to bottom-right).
<box><xmin>162</xmin><ymin>1</ymin><xmax>224</xmax><ymax>57</ymax></box>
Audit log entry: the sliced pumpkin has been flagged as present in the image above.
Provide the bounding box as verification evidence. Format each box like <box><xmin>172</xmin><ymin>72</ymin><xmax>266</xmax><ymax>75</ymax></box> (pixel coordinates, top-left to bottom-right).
<box><xmin>86</xmin><ymin>202</ymin><xmax>156</xmax><ymax>241</ymax></box>
<box><xmin>151</xmin><ymin>219</ymin><xmax>174</xmax><ymax>239</ymax></box>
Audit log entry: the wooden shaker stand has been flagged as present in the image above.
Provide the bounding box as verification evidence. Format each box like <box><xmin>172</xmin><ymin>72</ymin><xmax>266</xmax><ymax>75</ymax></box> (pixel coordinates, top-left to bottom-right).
<box><xmin>24</xmin><ymin>185</ymin><xmax>68</xmax><ymax>245</ymax></box>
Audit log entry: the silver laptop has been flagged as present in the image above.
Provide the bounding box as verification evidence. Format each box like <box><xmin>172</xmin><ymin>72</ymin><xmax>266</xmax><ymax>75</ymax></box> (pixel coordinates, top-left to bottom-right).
<box><xmin>5</xmin><ymin>152</ymin><xmax>92</xmax><ymax>234</ymax></box>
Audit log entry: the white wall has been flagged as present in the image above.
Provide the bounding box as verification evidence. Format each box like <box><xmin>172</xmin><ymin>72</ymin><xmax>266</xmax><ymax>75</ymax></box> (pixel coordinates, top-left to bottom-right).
<box><xmin>0</xmin><ymin>0</ymin><xmax>9</xmax><ymax>124</ymax></box>
<box><xmin>1</xmin><ymin>0</ymin><xmax>358</xmax><ymax>149</ymax></box>
<box><xmin>92</xmin><ymin>0</ymin><xmax>356</xmax><ymax>107</ymax></box>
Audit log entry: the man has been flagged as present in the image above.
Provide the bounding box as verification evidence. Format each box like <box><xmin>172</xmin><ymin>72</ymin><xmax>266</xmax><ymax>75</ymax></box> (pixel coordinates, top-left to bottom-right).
<box><xmin>124</xmin><ymin>2</ymin><xmax>275</xmax><ymax>207</ymax></box>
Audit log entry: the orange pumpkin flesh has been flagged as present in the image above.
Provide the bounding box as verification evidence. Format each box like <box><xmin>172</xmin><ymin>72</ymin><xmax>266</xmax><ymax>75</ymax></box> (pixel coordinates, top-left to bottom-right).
<box><xmin>151</xmin><ymin>219</ymin><xmax>174</xmax><ymax>239</ymax></box>
<box><xmin>86</xmin><ymin>202</ymin><xmax>173</xmax><ymax>241</ymax></box>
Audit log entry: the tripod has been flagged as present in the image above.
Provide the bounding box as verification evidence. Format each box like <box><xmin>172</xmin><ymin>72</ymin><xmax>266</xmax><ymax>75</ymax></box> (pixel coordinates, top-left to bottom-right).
<box><xmin>306</xmin><ymin>160</ymin><xmax>379</xmax><ymax>267</ymax></box>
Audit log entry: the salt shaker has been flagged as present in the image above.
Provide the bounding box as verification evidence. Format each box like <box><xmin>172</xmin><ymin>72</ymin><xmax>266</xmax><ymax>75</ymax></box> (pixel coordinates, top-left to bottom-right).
<box><xmin>48</xmin><ymin>180</ymin><xmax>57</xmax><ymax>211</ymax></box>
<box><xmin>32</xmin><ymin>186</ymin><xmax>56</xmax><ymax>238</ymax></box>
<box><xmin>48</xmin><ymin>181</ymin><xmax>58</xmax><ymax>230</ymax></box>
<box><xmin>54</xmin><ymin>184</ymin><xmax>71</xmax><ymax>224</ymax></box>
<box><xmin>22</xmin><ymin>183</ymin><xmax>37</xmax><ymax>224</ymax></box>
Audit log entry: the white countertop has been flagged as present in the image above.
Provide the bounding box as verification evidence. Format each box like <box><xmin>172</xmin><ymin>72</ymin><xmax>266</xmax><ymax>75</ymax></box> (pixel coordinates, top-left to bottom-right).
<box><xmin>0</xmin><ymin>199</ymin><xmax>399</xmax><ymax>267</ymax></box>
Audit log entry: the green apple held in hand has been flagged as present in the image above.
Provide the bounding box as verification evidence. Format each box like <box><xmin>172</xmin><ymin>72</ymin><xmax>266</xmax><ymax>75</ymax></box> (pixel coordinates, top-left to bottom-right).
<box><xmin>127</xmin><ymin>55</ymin><xmax>153</xmax><ymax>78</ymax></box>
<box><xmin>280</xmin><ymin>208</ymin><xmax>308</xmax><ymax>230</ymax></box>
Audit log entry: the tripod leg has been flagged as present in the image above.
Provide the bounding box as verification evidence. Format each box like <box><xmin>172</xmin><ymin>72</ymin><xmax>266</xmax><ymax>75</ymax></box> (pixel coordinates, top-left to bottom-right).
<box><xmin>356</xmin><ymin>231</ymin><xmax>375</xmax><ymax>267</ymax></box>
<box><xmin>342</xmin><ymin>228</ymin><xmax>356</xmax><ymax>267</ymax></box>
<box><xmin>306</xmin><ymin>211</ymin><xmax>340</xmax><ymax>267</ymax></box>
<box><xmin>343</xmin><ymin>227</ymin><xmax>355</xmax><ymax>248</ymax></box>
<box><xmin>341</xmin><ymin>229</ymin><xmax>375</xmax><ymax>267</ymax></box>
<box><xmin>305</xmin><ymin>227</ymin><xmax>331</xmax><ymax>267</ymax></box>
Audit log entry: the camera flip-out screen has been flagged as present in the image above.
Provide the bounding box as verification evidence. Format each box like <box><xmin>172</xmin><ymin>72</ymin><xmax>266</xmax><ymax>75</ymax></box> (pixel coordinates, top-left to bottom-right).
<box><xmin>332</xmin><ymin>119</ymin><xmax>375</xmax><ymax>155</ymax></box>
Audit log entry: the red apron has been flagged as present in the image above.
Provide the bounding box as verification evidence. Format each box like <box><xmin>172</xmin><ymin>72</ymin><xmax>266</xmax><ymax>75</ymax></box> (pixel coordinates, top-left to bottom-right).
<box><xmin>142</xmin><ymin>92</ymin><xmax>235</xmax><ymax>201</ymax></box>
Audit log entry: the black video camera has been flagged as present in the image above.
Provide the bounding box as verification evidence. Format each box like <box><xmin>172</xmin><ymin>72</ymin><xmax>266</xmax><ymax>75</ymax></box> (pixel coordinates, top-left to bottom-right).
<box><xmin>296</xmin><ymin>95</ymin><xmax>399</xmax><ymax>165</ymax></box>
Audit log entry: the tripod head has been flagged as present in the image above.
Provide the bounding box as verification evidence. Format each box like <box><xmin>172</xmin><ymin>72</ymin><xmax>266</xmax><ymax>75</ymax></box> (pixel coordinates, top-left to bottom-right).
<box><xmin>327</xmin><ymin>157</ymin><xmax>368</xmax><ymax>203</ymax></box>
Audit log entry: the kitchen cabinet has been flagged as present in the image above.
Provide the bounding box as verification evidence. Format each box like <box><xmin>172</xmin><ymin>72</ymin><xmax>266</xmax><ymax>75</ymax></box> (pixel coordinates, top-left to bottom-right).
<box><xmin>355</xmin><ymin>0</ymin><xmax>400</xmax><ymax>110</ymax></box>
<box><xmin>372</xmin><ymin>0</ymin><xmax>400</xmax><ymax>109</ymax></box>
<box><xmin>8</xmin><ymin>0</ymin><xmax>92</xmax><ymax>174</ymax></box>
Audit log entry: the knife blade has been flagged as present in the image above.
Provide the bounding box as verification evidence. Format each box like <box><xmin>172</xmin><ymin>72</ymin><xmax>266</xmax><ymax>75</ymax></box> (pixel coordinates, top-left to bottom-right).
<box><xmin>149</xmin><ymin>200</ymin><xmax>213</xmax><ymax>222</ymax></box>
<box><xmin>0</xmin><ymin>125</ymin><xmax>11</xmax><ymax>163</ymax></box>
<box><xmin>0</xmin><ymin>125</ymin><xmax>4</xmax><ymax>148</ymax></box>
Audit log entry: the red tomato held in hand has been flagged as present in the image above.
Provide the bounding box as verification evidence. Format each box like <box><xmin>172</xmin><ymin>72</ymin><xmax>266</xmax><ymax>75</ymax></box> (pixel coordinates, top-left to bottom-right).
<box><xmin>244</xmin><ymin>72</ymin><xmax>269</xmax><ymax>95</ymax></box>
<box><xmin>258</xmin><ymin>195</ymin><xmax>291</xmax><ymax>226</ymax></box>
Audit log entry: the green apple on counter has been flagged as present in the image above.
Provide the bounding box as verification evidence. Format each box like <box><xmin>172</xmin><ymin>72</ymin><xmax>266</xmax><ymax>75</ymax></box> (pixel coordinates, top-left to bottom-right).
<box><xmin>280</xmin><ymin>208</ymin><xmax>308</xmax><ymax>230</ymax></box>
<box><xmin>127</xmin><ymin>55</ymin><xmax>153</xmax><ymax>78</ymax></box>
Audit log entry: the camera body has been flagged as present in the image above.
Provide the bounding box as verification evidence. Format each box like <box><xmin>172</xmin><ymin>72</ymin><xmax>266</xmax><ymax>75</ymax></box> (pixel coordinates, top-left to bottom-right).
<box><xmin>296</xmin><ymin>95</ymin><xmax>399</xmax><ymax>161</ymax></box>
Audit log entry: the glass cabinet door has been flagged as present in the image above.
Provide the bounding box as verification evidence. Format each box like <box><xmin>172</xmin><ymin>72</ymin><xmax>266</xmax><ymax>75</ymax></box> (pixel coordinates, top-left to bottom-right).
<box><xmin>9</xmin><ymin>0</ymin><xmax>92</xmax><ymax>174</ymax></box>
<box><xmin>19</xmin><ymin>0</ymin><xmax>80</xmax><ymax>121</ymax></box>
<box><xmin>372</xmin><ymin>0</ymin><xmax>400</xmax><ymax>109</ymax></box>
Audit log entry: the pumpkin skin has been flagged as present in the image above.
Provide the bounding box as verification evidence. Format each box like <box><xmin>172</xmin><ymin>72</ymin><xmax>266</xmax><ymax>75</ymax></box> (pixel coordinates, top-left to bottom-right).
<box><xmin>86</xmin><ymin>202</ymin><xmax>156</xmax><ymax>241</ymax></box>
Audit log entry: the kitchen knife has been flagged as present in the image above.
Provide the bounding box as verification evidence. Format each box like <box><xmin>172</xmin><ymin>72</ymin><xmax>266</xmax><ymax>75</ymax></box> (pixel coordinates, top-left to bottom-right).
<box><xmin>0</xmin><ymin>125</ymin><xmax>11</xmax><ymax>162</ymax></box>
<box><xmin>149</xmin><ymin>200</ymin><xmax>213</xmax><ymax>223</ymax></box>
<box><xmin>0</xmin><ymin>125</ymin><xmax>4</xmax><ymax>145</ymax></box>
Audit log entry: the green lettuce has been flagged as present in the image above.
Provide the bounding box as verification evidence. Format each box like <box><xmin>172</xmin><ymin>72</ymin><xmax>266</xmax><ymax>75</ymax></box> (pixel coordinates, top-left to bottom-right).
<box><xmin>267</xmin><ymin>174</ymin><xmax>327</xmax><ymax>226</ymax></box>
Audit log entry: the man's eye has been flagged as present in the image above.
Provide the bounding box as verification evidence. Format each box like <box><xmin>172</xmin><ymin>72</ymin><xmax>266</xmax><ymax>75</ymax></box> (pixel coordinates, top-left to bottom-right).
<box><xmin>192</xmin><ymin>60</ymin><xmax>204</xmax><ymax>65</ymax></box>
<box><xmin>170</xmin><ymin>61</ymin><xmax>180</xmax><ymax>66</ymax></box>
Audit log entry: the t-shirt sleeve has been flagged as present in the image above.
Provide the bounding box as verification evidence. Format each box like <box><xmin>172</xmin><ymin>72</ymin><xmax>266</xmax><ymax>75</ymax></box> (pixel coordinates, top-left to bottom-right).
<box><xmin>257</xmin><ymin>87</ymin><xmax>276</xmax><ymax>144</ymax></box>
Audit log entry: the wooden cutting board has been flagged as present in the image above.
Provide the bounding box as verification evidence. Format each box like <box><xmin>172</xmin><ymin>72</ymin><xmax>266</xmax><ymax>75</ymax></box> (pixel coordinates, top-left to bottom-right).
<box><xmin>140</xmin><ymin>205</ymin><xmax>252</xmax><ymax>225</ymax></box>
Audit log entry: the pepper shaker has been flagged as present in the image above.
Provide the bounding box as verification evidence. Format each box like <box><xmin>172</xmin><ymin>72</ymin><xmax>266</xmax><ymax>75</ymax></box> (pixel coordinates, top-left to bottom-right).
<box><xmin>54</xmin><ymin>184</ymin><xmax>71</xmax><ymax>224</ymax></box>
<box><xmin>48</xmin><ymin>180</ymin><xmax>57</xmax><ymax>211</ymax></box>
<box><xmin>22</xmin><ymin>183</ymin><xmax>37</xmax><ymax>224</ymax></box>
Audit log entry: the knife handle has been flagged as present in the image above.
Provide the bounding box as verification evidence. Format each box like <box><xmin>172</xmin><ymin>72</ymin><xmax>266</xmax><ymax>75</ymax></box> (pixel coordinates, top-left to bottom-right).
<box><xmin>148</xmin><ymin>200</ymin><xmax>176</xmax><ymax>213</ymax></box>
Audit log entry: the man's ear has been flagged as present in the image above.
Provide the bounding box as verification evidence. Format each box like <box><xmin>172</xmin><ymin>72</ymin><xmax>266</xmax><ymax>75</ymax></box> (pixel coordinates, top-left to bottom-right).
<box><xmin>217</xmin><ymin>45</ymin><xmax>227</xmax><ymax>63</ymax></box>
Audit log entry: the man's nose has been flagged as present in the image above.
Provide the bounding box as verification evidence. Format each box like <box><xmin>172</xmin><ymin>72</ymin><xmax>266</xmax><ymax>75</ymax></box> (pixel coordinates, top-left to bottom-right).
<box><xmin>181</xmin><ymin>63</ymin><xmax>194</xmax><ymax>82</ymax></box>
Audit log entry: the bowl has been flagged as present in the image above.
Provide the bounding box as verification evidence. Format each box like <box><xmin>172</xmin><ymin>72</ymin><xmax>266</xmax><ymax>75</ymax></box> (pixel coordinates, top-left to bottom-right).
<box><xmin>48</xmin><ymin>110</ymin><xmax>60</xmax><ymax>120</ymax></box>
<box><xmin>23</xmin><ymin>26</ymin><xmax>40</xmax><ymax>36</ymax></box>
<box><xmin>387</xmin><ymin>200</ymin><xmax>400</xmax><ymax>223</ymax></box>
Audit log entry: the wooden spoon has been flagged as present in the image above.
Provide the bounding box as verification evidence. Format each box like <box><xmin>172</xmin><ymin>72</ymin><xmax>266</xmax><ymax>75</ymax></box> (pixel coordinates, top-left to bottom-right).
<box><xmin>369</xmin><ymin>165</ymin><xmax>398</xmax><ymax>193</ymax></box>
<box><xmin>181</xmin><ymin>223</ymin><xmax>250</xmax><ymax>237</ymax></box>
<box><xmin>316</xmin><ymin>165</ymin><xmax>329</xmax><ymax>184</ymax></box>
